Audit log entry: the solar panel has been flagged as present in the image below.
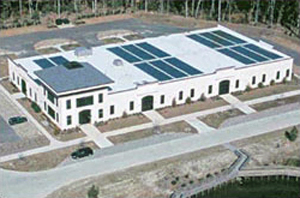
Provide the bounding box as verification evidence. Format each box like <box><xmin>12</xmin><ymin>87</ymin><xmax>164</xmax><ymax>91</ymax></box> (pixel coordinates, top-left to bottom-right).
<box><xmin>134</xmin><ymin>63</ymin><xmax>172</xmax><ymax>81</ymax></box>
<box><xmin>136</xmin><ymin>42</ymin><xmax>170</xmax><ymax>58</ymax></box>
<box><xmin>49</xmin><ymin>56</ymin><xmax>69</xmax><ymax>65</ymax></box>
<box><xmin>122</xmin><ymin>45</ymin><xmax>155</xmax><ymax>60</ymax></box>
<box><xmin>108</xmin><ymin>47</ymin><xmax>141</xmax><ymax>63</ymax></box>
<box><xmin>187</xmin><ymin>34</ymin><xmax>221</xmax><ymax>49</ymax></box>
<box><xmin>164</xmin><ymin>58</ymin><xmax>202</xmax><ymax>75</ymax></box>
<box><xmin>231</xmin><ymin>46</ymin><xmax>269</xmax><ymax>62</ymax></box>
<box><xmin>212</xmin><ymin>30</ymin><xmax>246</xmax><ymax>44</ymax></box>
<box><xmin>200</xmin><ymin>32</ymin><xmax>233</xmax><ymax>46</ymax></box>
<box><xmin>244</xmin><ymin>44</ymin><xmax>282</xmax><ymax>60</ymax></box>
<box><xmin>150</xmin><ymin>60</ymin><xmax>187</xmax><ymax>78</ymax></box>
<box><xmin>218</xmin><ymin>48</ymin><xmax>256</xmax><ymax>65</ymax></box>
<box><xmin>34</xmin><ymin>59</ymin><xmax>56</xmax><ymax>69</ymax></box>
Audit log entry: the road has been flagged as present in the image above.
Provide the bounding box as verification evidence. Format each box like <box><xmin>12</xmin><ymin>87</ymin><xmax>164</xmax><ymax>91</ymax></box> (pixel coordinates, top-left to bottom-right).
<box><xmin>0</xmin><ymin>109</ymin><xmax>299</xmax><ymax>198</ymax></box>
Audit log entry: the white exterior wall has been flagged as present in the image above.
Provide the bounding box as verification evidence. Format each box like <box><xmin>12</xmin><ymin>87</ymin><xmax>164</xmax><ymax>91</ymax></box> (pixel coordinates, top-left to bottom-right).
<box><xmin>8</xmin><ymin>57</ymin><xmax>293</xmax><ymax>130</ymax></box>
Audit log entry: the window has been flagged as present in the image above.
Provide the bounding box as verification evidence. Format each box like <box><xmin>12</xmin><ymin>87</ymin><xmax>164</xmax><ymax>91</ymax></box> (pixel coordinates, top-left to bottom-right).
<box><xmin>56</xmin><ymin>113</ymin><xmax>59</xmax><ymax>122</ymax></box>
<box><xmin>48</xmin><ymin>106</ymin><xmax>55</xmax><ymax>119</ymax></box>
<box><xmin>160</xmin><ymin>95</ymin><xmax>165</xmax><ymax>104</ymax></box>
<box><xmin>98</xmin><ymin>93</ymin><xmax>103</xmax><ymax>103</ymax></box>
<box><xmin>98</xmin><ymin>109</ymin><xmax>103</xmax><ymax>118</ymax></box>
<box><xmin>235</xmin><ymin>80</ymin><xmax>239</xmax><ymax>88</ymax></box>
<box><xmin>76</xmin><ymin>96</ymin><xmax>93</xmax><ymax>107</ymax></box>
<box><xmin>34</xmin><ymin>93</ymin><xmax>37</xmax><ymax>102</ymax></box>
<box><xmin>252</xmin><ymin>76</ymin><xmax>256</xmax><ymax>85</ymax></box>
<box><xmin>17</xmin><ymin>76</ymin><xmax>20</xmax><ymax>85</ymax></box>
<box><xmin>66</xmin><ymin>100</ymin><xmax>71</xmax><ymax>109</ymax></box>
<box><xmin>67</xmin><ymin>115</ymin><xmax>72</xmax><ymax>125</ymax></box>
<box><xmin>110</xmin><ymin>105</ymin><xmax>114</xmax><ymax>115</ymax></box>
<box><xmin>190</xmin><ymin>89</ymin><xmax>195</xmax><ymax>98</ymax></box>
<box><xmin>44</xmin><ymin>102</ymin><xmax>47</xmax><ymax>111</ymax></box>
<box><xmin>12</xmin><ymin>72</ymin><xmax>15</xmax><ymax>81</ymax></box>
<box><xmin>47</xmin><ymin>90</ymin><xmax>55</xmax><ymax>104</ymax></box>
<box><xmin>179</xmin><ymin>91</ymin><xmax>183</xmax><ymax>100</ymax></box>
<box><xmin>286</xmin><ymin>69</ymin><xmax>290</xmax><ymax>77</ymax></box>
<box><xmin>208</xmin><ymin>85</ymin><xmax>213</xmax><ymax>94</ymax></box>
<box><xmin>262</xmin><ymin>74</ymin><xmax>266</xmax><ymax>83</ymax></box>
<box><xmin>44</xmin><ymin>88</ymin><xmax>46</xmax><ymax>96</ymax></box>
<box><xmin>29</xmin><ymin>88</ymin><xmax>32</xmax><ymax>97</ymax></box>
<box><xmin>129</xmin><ymin>101</ymin><xmax>134</xmax><ymax>111</ymax></box>
<box><xmin>276</xmin><ymin>71</ymin><xmax>280</xmax><ymax>80</ymax></box>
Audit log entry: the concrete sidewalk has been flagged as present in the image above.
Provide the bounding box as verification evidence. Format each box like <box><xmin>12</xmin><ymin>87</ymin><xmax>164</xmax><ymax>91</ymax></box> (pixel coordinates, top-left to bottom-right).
<box><xmin>80</xmin><ymin>124</ymin><xmax>114</xmax><ymax>148</ymax></box>
<box><xmin>221</xmin><ymin>94</ymin><xmax>256</xmax><ymax>114</ymax></box>
<box><xmin>185</xmin><ymin>118</ymin><xmax>215</xmax><ymax>133</ymax></box>
<box><xmin>143</xmin><ymin>110</ymin><xmax>165</xmax><ymax>124</ymax></box>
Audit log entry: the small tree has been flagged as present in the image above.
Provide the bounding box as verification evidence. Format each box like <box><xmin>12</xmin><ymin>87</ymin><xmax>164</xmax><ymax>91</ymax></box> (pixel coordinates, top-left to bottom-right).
<box><xmin>245</xmin><ymin>85</ymin><xmax>252</xmax><ymax>92</ymax></box>
<box><xmin>270</xmin><ymin>79</ymin><xmax>275</xmax><ymax>86</ymax></box>
<box><xmin>185</xmin><ymin>97</ymin><xmax>192</xmax><ymax>104</ymax></box>
<box><xmin>199</xmin><ymin>93</ymin><xmax>206</xmax><ymax>102</ymax></box>
<box><xmin>285</xmin><ymin>126</ymin><xmax>298</xmax><ymax>142</ymax></box>
<box><xmin>172</xmin><ymin>98</ymin><xmax>176</xmax><ymax>107</ymax></box>
<box><xmin>87</xmin><ymin>185</ymin><xmax>99</xmax><ymax>198</ymax></box>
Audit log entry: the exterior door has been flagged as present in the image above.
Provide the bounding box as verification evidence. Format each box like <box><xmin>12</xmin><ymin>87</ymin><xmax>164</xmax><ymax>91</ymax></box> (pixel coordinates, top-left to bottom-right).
<box><xmin>79</xmin><ymin>110</ymin><xmax>91</xmax><ymax>124</ymax></box>
<box><xmin>21</xmin><ymin>79</ymin><xmax>27</xmax><ymax>95</ymax></box>
<box><xmin>142</xmin><ymin>96</ymin><xmax>153</xmax><ymax>111</ymax></box>
<box><xmin>219</xmin><ymin>80</ymin><xmax>230</xmax><ymax>95</ymax></box>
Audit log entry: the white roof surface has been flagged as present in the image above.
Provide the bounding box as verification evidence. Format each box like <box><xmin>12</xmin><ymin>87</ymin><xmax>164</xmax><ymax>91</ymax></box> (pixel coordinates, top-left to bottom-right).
<box><xmin>15</xmin><ymin>25</ymin><xmax>290</xmax><ymax>93</ymax></box>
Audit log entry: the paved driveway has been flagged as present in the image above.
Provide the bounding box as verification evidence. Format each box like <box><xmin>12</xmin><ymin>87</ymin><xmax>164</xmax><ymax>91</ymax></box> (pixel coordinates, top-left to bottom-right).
<box><xmin>0</xmin><ymin>116</ymin><xmax>20</xmax><ymax>143</ymax></box>
<box><xmin>0</xmin><ymin>18</ymin><xmax>189</xmax><ymax>58</ymax></box>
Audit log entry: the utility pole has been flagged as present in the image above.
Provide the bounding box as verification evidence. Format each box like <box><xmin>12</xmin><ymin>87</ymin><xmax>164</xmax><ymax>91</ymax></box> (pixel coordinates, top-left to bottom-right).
<box><xmin>254</xmin><ymin>0</ymin><xmax>260</xmax><ymax>25</ymax></box>
<box><xmin>218</xmin><ymin>0</ymin><xmax>222</xmax><ymax>22</ymax></box>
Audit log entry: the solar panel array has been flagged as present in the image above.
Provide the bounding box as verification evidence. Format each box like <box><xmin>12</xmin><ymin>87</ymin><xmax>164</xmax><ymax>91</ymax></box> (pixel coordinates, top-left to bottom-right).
<box><xmin>108</xmin><ymin>42</ymin><xmax>202</xmax><ymax>81</ymax></box>
<box><xmin>34</xmin><ymin>56</ymin><xmax>69</xmax><ymax>69</ymax></box>
<box><xmin>187</xmin><ymin>30</ymin><xmax>282</xmax><ymax>65</ymax></box>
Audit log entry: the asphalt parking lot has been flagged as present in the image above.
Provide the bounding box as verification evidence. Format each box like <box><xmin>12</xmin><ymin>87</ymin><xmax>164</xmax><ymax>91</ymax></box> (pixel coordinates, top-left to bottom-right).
<box><xmin>0</xmin><ymin>116</ymin><xmax>20</xmax><ymax>143</ymax></box>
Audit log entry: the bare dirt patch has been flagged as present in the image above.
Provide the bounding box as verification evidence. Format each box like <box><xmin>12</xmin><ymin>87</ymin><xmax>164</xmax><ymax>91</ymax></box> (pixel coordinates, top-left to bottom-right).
<box><xmin>232</xmin><ymin>125</ymin><xmax>300</xmax><ymax>169</ymax></box>
<box><xmin>18</xmin><ymin>98</ymin><xmax>86</xmax><ymax>141</ymax></box>
<box><xmin>251</xmin><ymin>95</ymin><xmax>300</xmax><ymax>112</ymax></box>
<box><xmin>123</xmin><ymin>34</ymin><xmax>144</xmax><ymax>41</ymax></box>
<box><xmin>0</xmin><ymin>142</ymin><xmax>98</xmax><ymax>172</ymax></box>
<box><xmin>234</xmin><ymin>78</ymin><xmax>300</xmax><ymax>102</ymax></box>
<box><xmin>158</xmin><ymin>98</ymin><xmax>228</xmax><ymax>119</ymax></box>
<box><xmin>36</xmin><ymin>47</ymin><xmax>61</xmax><ymax>55</ymax></box>
<box><xmin>108</xmin><ymin>121</ymin><xmax>197</xmax><ymax>144</ymax></box>
<box><xmin>199</xmin><ymin>109</ymin><xmax>244</xmax><ymax>129</ymax></box>
<box><xmin>46</xmin><ymin>146</ymin><xmax>236</xmax><ymax>198</ymax></box>
<box><xmin>96</xmin><ymin>114</ymin><xmax>151</xmax><ymax>132</ymax></box>
<box><xmin>100</xmin><ymin>37</ymin><xmax>125</xmax><ymax>45</ymax></box>
<box><xmin>60</xmin><ymin>43</ymin><xmax>81</xmax><ymax>51</ymax></box>
<box><xmin>34</xmin><ymin>39</ymin><xmax>78</xmax><ymax>50</ymax></box>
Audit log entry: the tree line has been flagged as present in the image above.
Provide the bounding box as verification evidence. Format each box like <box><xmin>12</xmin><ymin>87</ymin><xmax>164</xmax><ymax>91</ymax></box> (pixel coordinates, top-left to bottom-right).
<box><xmin>0</xmin><ymin>0</ymin><xmax>299</xmax><ymax>37</ymax></box>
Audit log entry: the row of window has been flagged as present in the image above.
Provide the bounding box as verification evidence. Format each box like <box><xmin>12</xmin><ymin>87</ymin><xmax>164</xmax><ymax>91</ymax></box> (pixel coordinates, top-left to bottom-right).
<box><xmin>66</xmin><ymin>93</ymin><xmax>104</xmax><ymax>110</ymax></box>
<box><xmin>12</xmin><ymin>72</ymin><xmax>38</xmax><ymax>102</ymax></box>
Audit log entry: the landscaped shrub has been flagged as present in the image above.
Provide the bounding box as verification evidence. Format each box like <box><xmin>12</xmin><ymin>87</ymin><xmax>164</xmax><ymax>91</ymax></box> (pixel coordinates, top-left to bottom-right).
<box><xmin>285</xmin><ymin>126</ymin><xmax>298</xmax><ymax>142</ymax></box>
<box><xmin>31</xmin><ymin>102</ymin><xmax>41</xmax><ymax>113</ymax></box>
<box><xmin>122</xmin><ymin>111</ymin><xmax>128</xmax><ymax>118</ymax></box>
<box><xmin>55</xmin><ymin>18</ymin><xmax>70</xmax><ymax>25</ymax></box>
<box><xmin>171</xmin><ymin>180</ymin><xmax>177</xmax><ymax>185</ymax></box>
<box><xmin>87</xmin><ymin>185</ymin><xmax>99</xmax><ymax>198</ymax></box>
<box><xmin>245</xmin><ymin>85</ymin><xmax>252</xmax><ymax>92</ymax></box>
<box><xmin>282</xmin><ymin>77</ymin><xmax>287</xmax><ymax>84</ymax></box>
<box><xmin>185</xmin><ymin>97</ymin><xmax>192</xmax><ymax>104</ymax></box>
<box><xmin>53</xmin><ymin>129</ymin><xmax>60</xmax><ymax>136</ymax></box>
<box><xmin>199</xmin><ymin>93</ymin><xmax>206</xmax><ymax>102</ymax></box>
<box><xmin>270</xmin><ymin>79</ymin><xmax>275</xmax><ymax>86</ymax></box>
<box><xmin>258</xmin><ymin>82</ymin><xmax>264</xmax><ymax>88</ymax></box>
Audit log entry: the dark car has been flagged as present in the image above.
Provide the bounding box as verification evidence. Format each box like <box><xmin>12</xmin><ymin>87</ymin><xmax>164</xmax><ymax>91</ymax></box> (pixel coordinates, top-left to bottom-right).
<box><xmin>71</xmin><ymin>147</ymin><xmax>93</xmax><ymax>159</ymax></box>
<box><xmin>8</xmin><ymin>116</ymin><xmax>27</xmax><ymax>125</ymax></box>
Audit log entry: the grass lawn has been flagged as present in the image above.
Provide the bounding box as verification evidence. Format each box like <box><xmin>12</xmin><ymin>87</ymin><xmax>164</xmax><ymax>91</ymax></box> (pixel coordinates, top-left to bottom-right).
<box><xmin>0</xmin><ymin>142</ymin><xmax>98</xmax><ymax>172</ymax></box>
<box><xmin>18</xmin><ymin>98</ymin><xmax>86</xmax><ymax>141</ymax></box>
<box><xmin>96</xmin><ymin>114</ymin><xmax>150</xmax><ymax>132</ymax></box>
<box><xmin>123</xmin><ymin>34</ymin><xmax>144</xmax><ymax>41</ymax></box>
<box><xmin>101</xmin><ymin>37</ymin><xmax>125</xmax><ymax>45</ymax></box>
<box><xmin>36</xmin><ymin>47</ymin><xmax>61</xmax><ymax>55</ymax></box>
<box><xmin>199</xmin><ymin>176</ymin><xmax>300</xmax><ymax>198</ymax></box>
<box><xmin>108</xmin><ymin>121</ymin><xmax>197</xmax><ymax>144</ymax></box>
<box><xmin>60</xmin><ymin>43</ymin><xmax>81</xmax><ymax>51</ymax></box>
<box><xmin>234</xmin><ymin>77</ymin><xmax>300</xmax><ymax>102</ymax></box>
<box><xmin>0</xmin><ymin>79</ymin><xmax>19</xmax><ymax>94</ymax></box>
<box><xmin>158</xmin><ymin>98</ymin><xmax>228</xmax><ymax>119</ymax></box>
<box><xmin>251</xmin><ymin>95</ymin><xmax>300</xmax><ymax>111</ymax></box>
<box><xmin>199</xmin><ymin>109</ymin><xmax>244</xmax><ymax>128</ymax></box>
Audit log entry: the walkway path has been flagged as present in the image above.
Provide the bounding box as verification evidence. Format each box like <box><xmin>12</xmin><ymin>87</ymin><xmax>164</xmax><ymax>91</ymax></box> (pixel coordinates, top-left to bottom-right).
<box><xmin>143</xmin><ymin>110</ymin><xmax>165</xmax><ymax>124</ymax></box>
<box><xmin>11</xmin><ymin>92</ymin><xmax>25</xmax><ymax>100</ymax></box>
<box><xmin>1</xmin><ymin>110</ymin><xmax>299</xmax><ymax>198</ymax></box>
<box><xmin>220</xmin><ymin>94</ymin><xmax>256</xmax><ymax>114</ymax></box>
<box><xmin>185</xmin><ymin>118</ymin><xmax>215</xmax><ymax>133</ymax></box>
<box><xmin>80</xmin><ymin>124</ymin><xmax>113</xmax><ymax>148</ymax></box>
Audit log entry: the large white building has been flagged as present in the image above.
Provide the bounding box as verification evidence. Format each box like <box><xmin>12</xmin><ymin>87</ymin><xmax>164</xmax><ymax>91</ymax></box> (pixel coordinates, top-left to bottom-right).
<box><xmin>8</xmin><ymin>25</ymin><xmax>293</xmax><ymax>130</ymax></box>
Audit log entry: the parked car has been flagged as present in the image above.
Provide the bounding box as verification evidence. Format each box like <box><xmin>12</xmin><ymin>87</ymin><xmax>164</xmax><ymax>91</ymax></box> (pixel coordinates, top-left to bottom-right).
<box><xmin>8</xmin><ymin>116</ymin><xmax>27</xmax><ymax>125</ymax></box>
<box><xmin>71</xmin><ymin>147</ymin><xmax>93</xmax><ymax>159</ymax></box>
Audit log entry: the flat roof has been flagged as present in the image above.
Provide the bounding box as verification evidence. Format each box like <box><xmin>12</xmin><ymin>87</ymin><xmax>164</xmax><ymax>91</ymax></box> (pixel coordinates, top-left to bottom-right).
<box><xmin>34</xmin><ymin>62</ymin><xmax>113</xmax><ymax>93</ymax></box>
<box><xmin>15</xmin><ymin>25</ymin><xmax>290</xmax><ymax>94</ymax></box>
